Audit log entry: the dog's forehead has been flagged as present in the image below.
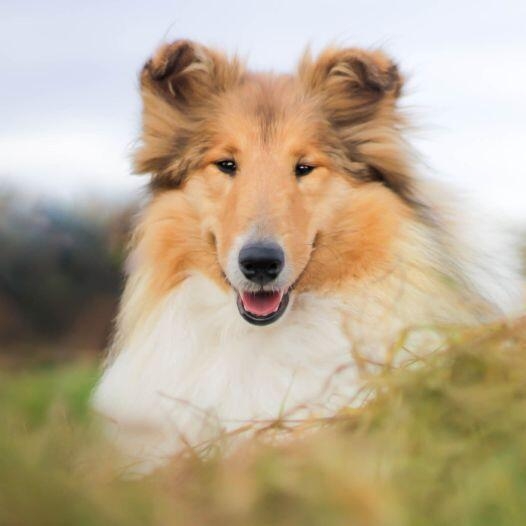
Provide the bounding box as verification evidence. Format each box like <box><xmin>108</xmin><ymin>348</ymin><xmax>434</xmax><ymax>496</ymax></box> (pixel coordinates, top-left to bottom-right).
<box><xmin>216</xmin><ymin>72</ymin><xmax>321</xmax><ymax>146</ymax></box>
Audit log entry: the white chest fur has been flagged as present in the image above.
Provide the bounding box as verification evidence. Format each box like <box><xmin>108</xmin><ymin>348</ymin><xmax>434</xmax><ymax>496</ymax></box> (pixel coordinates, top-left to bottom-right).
<box><xmin>92</xmin><ymin>275</ymin><xmax>361</xmax><ymax>470</ymax></box>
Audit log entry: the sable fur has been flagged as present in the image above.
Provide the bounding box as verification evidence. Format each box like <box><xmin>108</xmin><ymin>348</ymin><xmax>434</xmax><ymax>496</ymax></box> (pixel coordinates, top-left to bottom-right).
<box><xmin>92</xmin><ymin>40</ymin><xmax>522</xmax><ymax>473</ymax></box>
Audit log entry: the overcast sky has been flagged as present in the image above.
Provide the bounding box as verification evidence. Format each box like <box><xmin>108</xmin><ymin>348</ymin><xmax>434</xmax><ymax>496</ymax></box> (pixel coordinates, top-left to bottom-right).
<box><xmin>1</xmin><ymin>0</ymin><xmax>525</xmax><ymax>221</ymax></box>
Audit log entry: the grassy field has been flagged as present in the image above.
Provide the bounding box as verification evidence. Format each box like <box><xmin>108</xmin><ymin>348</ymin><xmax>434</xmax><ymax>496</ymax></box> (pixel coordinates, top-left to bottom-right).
<box><xmin>2</xmin><ymin>319</ymin><xmax>526</xmax><ymax>526</ymax></box>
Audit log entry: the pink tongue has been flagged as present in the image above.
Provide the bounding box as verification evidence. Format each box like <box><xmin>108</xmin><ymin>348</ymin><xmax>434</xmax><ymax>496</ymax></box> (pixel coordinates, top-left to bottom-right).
<box><xmin>241</xmin><ymin>291</ymin><xmax>283</xmax><ymax>316</ymax></box>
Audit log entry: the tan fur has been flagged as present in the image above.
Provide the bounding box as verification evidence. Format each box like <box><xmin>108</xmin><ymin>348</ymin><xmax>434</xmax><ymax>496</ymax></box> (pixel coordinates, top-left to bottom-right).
<box><xmin>93</xmin><ymin>42</ymin><xmax>522</xmax><ymax>470</ymax></box>
<box><xmin>130</xmin><ymin>41</ymin><xmax>422</xmax><ymax>309</ymax></box>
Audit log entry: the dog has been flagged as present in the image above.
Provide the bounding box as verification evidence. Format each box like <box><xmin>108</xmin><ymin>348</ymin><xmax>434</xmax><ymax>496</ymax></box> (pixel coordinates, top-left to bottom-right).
<box><xmin>92</xmin><ymin>40</ymin><xmax>522</xmax><ymax>473</ymax></box>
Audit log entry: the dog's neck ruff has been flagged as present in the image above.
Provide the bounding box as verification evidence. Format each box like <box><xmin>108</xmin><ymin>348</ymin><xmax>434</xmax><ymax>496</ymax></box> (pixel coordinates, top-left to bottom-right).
<box><xmin>93</xmin><ymin>275</ymin><xmax>365</xmax><ymax>473</ymax></box>
<box><xmin>92</xmin><ymin>219</ymin><xmax>522</xmax><ymax>474</ymax></box>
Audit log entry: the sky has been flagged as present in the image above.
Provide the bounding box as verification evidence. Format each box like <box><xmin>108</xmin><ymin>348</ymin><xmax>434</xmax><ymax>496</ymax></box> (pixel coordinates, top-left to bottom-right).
<box><xmin>1</xmin><ymin>0</ymin><xmax>525</xmax><ymax>221</ymax></box>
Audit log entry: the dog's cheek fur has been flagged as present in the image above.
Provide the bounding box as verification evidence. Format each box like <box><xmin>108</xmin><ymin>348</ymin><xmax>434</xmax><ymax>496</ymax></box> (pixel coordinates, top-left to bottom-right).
<box><xmin>133</xmin><ymin>180</ymin><xmax>229</xmax><ymax>305</ymax></box>
<box><xmin>297</xmin><ymin>178</ymin><xmax>410</xmax><ymax>293</ymax></box>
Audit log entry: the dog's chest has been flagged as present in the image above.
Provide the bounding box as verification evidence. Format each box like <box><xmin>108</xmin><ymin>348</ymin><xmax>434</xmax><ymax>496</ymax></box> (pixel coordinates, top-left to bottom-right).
<box><xmin>92</xmin><ymin>276</ymin><xmax>367</xmax><ymax>465</ymax></box>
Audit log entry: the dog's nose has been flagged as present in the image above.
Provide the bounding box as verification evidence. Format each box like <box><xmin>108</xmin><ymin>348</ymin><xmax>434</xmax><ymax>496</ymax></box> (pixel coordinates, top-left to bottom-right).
<box><xmin>238</xmin><ymin>243</ymin><xmax>285</xmax><ymax>285</ymax></box>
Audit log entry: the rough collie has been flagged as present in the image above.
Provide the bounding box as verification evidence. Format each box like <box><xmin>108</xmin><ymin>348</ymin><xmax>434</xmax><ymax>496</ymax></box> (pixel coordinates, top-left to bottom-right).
<box><xmin>92</xmin><ymin>40</ymin><xmax>522</xmax><ymax>472</ymax></box>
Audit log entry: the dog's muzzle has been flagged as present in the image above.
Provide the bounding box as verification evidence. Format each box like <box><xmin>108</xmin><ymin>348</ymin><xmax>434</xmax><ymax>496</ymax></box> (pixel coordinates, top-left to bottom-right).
<box><xmin>236</xmin><ymin>242</ymin><xmax>289</xmax><ymax>325</ymax></box>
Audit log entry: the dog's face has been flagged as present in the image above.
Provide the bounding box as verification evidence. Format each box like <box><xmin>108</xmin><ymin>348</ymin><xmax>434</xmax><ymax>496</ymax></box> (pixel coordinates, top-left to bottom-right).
<box><xmin>134</xmin><ymin>41</ymin><xmax>414</xmax><ymax>325</ymax></box>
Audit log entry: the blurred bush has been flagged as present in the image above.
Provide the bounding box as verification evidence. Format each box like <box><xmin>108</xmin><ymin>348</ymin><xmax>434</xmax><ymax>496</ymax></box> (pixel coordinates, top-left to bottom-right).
<box><xmin>0</xmin><ymin>190</ymin><xmax>135</xmax><ymax>360</ymax></box>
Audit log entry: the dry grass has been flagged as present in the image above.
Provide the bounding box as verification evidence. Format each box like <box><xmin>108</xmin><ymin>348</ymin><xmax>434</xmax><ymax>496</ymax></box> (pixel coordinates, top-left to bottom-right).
<box><xmin>2</xmin><ymin>318</ymin><xmax>526</xmax><ymax>525</ymax></box>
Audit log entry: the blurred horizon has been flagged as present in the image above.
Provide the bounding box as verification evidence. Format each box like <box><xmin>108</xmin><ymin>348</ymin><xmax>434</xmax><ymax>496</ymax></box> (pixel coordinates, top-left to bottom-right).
<box><xmin>1</xmin><ymin>0</ymin><xmax>526</xmax><ymax>221</ymax></box>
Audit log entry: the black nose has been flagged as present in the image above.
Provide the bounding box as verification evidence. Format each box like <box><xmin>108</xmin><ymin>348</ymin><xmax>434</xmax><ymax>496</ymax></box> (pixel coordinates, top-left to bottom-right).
<box><xmin>238</xmin><ymin>243</ymin><xmax>285</xmax><ymax>285</ymax></box>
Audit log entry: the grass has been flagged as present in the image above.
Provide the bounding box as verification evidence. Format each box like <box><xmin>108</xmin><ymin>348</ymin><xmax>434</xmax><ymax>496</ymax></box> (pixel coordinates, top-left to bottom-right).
<box><xmin>1</xmin><ymin>318</ymin><xmax>526</xmax><ymax>525</ymax></box>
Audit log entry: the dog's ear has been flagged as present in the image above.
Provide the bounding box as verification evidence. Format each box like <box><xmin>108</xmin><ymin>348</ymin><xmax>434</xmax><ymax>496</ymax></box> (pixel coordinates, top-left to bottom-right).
<box><xmin>299</xmin><ymin>47</ymin><xmax>414</xmax><ymax>203</ymax></box>
<box><xmin>299</xmin><ymin>47</ymin><xmax>403</xmax><ymax>123</ymax></box>
<box><xmin>141</xmin><ymin>39</ymin><xmax>242</xmax><ymax>109</ymax></box>
<box><xmin>135</xmin><ymin>40</ymin><xmax>243</xmax><ymax>185</ymax></box>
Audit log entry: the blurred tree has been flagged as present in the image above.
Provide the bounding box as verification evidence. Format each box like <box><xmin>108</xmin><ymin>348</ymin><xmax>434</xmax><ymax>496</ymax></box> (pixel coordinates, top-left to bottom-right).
<box><xmin>0</xmin><ymin>191</ymin><xmax>134</xmax><ymax>355</ymax></box>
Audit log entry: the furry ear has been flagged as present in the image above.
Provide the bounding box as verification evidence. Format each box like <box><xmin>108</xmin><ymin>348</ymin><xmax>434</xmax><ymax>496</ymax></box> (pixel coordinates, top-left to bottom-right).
<box><xmin>299</xmin><ymin>47</ymin><xmax>403</xmax><ymax>123</ymax></box>
<box><xmin>299</xmin><ymin>47</ymin><xmax>415</xmax><ymax>204</ymax></box>
<box><xmin>135</xmin><ymin>40</ymin><xmax>243</xmax><ymax>186</ymax></box>
<box><xmin>141</xmin><ymin>39</ymin><xmax>242</xmax><ymax>109</ymax></box>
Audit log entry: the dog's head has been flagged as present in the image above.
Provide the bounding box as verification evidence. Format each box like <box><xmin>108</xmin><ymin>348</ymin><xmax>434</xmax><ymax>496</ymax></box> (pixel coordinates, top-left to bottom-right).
<box><xmin>134</xmin><ymin>40</ymin><xmax>415</xmax><ymax>325</ymax></box>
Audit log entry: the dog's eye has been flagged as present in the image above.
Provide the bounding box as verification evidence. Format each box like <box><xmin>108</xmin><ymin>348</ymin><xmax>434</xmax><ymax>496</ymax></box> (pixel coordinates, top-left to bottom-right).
<box><xmin>215</xmin><ymin>159</ymin><xmax>237</xmax><ymax>175</ymax></box>
<box><xmin>295</xmin><ymin>164</ymin><xmax>315</xmax><ymax>177</ymax></box>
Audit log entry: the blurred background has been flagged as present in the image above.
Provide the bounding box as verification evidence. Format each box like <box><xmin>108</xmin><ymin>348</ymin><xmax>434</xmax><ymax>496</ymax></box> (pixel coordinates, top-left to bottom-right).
<box><xmin>1</xmin><ymin>0</ymin><xmax>525</xmax><ymax>365</ymax></box>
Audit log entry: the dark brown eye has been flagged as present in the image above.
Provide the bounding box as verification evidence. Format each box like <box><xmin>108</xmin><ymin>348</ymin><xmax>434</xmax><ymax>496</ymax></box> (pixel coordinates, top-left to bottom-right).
<box><xmin>295</xmin><ymin>164</ymin><xmax>315</xmax><ymax>177</ymax></box>
<box><xmin>216</xmin><ymin>159</ymin><xmax>237</xmax><ymax>175</ymax></box>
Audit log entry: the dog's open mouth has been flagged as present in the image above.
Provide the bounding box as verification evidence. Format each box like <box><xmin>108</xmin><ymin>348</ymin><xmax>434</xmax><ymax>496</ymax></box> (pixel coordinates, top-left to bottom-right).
<box><xmin>236</xmin><ymin>289</ymin><xmax>290</xmax><ymax>326</ymax></box>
